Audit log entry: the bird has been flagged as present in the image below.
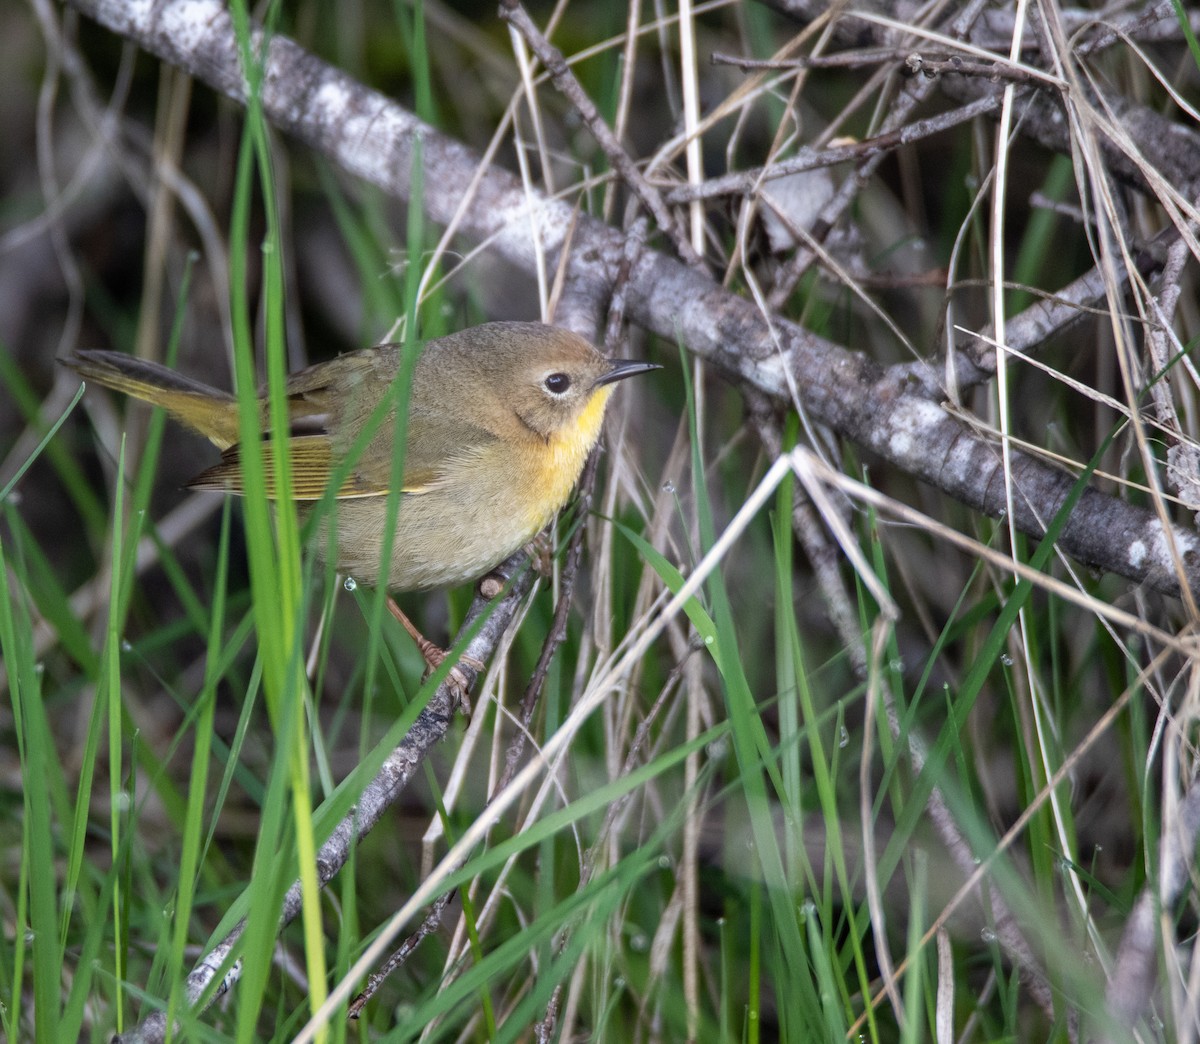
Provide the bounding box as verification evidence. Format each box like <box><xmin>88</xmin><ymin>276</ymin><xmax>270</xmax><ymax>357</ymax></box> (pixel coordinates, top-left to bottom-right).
<box><xmin>64</xmin><ymin>321</ymin><xmax>659</xmax><ymax>701</ymax></box>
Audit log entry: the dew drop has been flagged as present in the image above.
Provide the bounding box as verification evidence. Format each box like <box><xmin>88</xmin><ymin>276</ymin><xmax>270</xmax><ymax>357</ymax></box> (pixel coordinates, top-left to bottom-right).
<box><xmin>661</xmin><ymin>480</ymin><xmax>676</xmax><ymax>494</ymax></box>
<box><xmin>1000</xmin><ymin>653</ymin><xmax>1013</xmax><ymax>666</ymax></box>
<box><xmin>981</xmin><ymin>928</ymin><xmax>996</xmax><ymax>943</ymax></box>
<box><xmin>838</xmin><ymin>726</ymin><xmax>849</xmax><ymax>748</ymax></box>
<box><xmin>343</xmin><ymin>576</ymin><xmax>358</xmax><ymax>592</ymax></box>
<box><xmin>706</xmin><ymin>739</ymin><xmax>728</xmax><ymax>759</ymax></box>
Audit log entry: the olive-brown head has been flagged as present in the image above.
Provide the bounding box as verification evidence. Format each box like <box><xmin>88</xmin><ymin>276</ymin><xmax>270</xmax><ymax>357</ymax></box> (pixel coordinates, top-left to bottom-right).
<box><xmin>409</xmin><ymin>321</ymin><xmax>658</xmax><ymax>447</ymax></box>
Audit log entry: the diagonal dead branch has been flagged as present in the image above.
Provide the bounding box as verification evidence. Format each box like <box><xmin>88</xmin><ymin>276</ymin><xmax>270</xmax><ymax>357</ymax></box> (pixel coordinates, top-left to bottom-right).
<box><xmin>113</xmin><ymin>558</ymin><xmax>534</xmax><ymax>1044</ymax></box>
<box><xmin>61</xmin><ymin>0</ymin><xmax>1200</xmax><ymax>606</ymax></box>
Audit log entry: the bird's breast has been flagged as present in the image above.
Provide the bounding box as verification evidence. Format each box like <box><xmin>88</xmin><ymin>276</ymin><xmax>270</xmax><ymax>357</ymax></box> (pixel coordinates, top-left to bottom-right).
<box><xmin>526</xmin><ymin>386</ymin><xmax>614</xmax><ymax>527</ymax></box>
<box><xmin>310</xmin><ymin>386</ymin><xmax>617</xmax><ymax>592</ymax></box>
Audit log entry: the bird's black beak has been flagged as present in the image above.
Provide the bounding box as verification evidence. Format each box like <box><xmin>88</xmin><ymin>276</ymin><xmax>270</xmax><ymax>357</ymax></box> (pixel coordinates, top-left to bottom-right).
<box><xmin>595</xmin><ymin>359</ymin><xmax>662</xmax><ymax>387</ymax></box>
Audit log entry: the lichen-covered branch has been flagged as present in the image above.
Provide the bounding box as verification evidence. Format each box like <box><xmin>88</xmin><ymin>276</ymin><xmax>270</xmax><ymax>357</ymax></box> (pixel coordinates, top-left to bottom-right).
<box><xmin>63</xmin><ymin>0</ymin><xmax>1200</xmax><ymax>605</ymax></box>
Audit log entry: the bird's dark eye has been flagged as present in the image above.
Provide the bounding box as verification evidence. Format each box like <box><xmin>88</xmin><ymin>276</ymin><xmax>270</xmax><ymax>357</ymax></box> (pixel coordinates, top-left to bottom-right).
<box><xmin>544</xmin><ymin>372</ymin><xmax>572</xmax><ymax>394</ymax></box>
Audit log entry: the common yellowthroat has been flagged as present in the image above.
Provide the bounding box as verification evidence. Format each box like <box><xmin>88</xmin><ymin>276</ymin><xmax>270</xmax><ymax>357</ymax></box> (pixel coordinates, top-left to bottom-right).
<box><xmin>65</xmin><ymin>322</ymin><xmax>658</xmax><ymax>675</ymax></box>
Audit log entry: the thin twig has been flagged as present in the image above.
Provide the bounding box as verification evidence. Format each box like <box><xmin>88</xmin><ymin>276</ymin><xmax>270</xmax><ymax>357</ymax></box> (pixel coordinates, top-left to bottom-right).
<box><xmin>604</xmin><ymin>217</ymin><xmax>647</xmax><ymax>351</ymax></box>
<box><xmin>662</xmin><ymin>94</ymin><xmax>1002</xmax><ymax>204</ymax></box>
<box><xmin>1144</xmin><ymin>235</ymin><xmax>1199</xmax><ymax>515</ymax></box>
<box><xmin>714</xmin><ymin>45</ymin><xmax>1059</xmax><ymax>84</ymax></box>
<box><xmin>712</xmin><ymin>47</ymin><xmax>906</xmax><ymax>71</ymax></box>
<box><xmin>902</xmin><ymin>52</ymin><xmax>1043</xmax><ymax>84</ymax></box>
<box><xmin>347</xmin><ymin>892</ymin><xmax>454</xmax><ymax>1019</ymax></box>
<box><xmin>498</xmin><ymin>0</ymin><xmax>703</xmax><ymax>269</ymax></box>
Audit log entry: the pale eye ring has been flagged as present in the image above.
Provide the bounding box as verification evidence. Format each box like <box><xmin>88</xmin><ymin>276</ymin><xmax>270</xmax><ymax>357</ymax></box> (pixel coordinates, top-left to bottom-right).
<box><xmin>544</xmin><ymin>372</ymin><xmax>572</xmax><ymax>394</ymax></box>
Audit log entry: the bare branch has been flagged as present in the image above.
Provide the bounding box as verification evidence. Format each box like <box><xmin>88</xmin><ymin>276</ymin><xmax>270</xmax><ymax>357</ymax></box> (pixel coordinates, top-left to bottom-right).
<box><xmin>61</xmin><ymin>0</ymin><xmax>1200</xmax><ymax>614</ymax></box>
<box><xmin>113</xmin><ymin>559</ymin><xmax>535</xmax><ymax>1044</ymax></box>
<box><xmin>662</xmin><ymin>94</ymin><xmax>1003</xmax><ymax>204</ymax></box>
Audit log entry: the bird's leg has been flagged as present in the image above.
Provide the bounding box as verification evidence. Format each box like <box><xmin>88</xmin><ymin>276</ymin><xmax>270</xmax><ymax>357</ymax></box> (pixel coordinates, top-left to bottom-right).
<box><xmin>523</xmin><ymin>531</ymin><xmax>555</xmax><ymax>578</ymax></box>
<box><xmin>386</xmin><ymin>597</ymin><xmax>484</xmax><ymax>714</ymax></box>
